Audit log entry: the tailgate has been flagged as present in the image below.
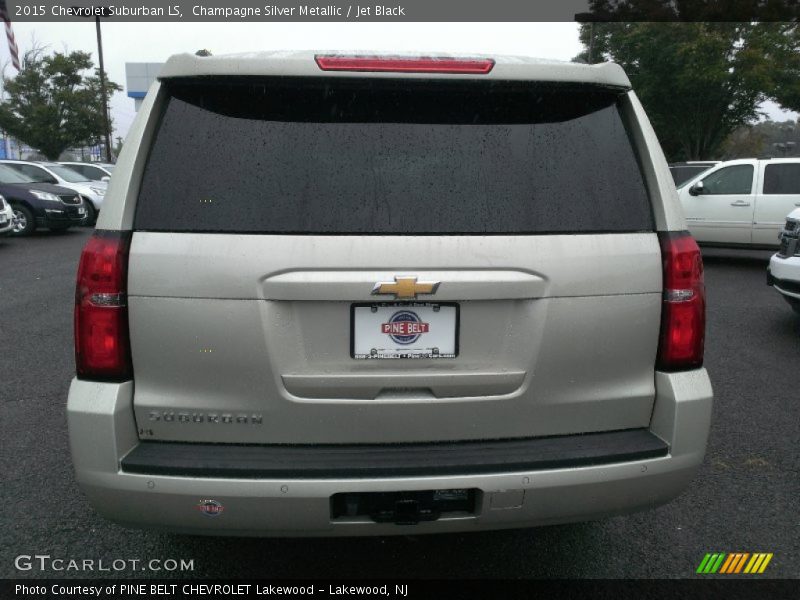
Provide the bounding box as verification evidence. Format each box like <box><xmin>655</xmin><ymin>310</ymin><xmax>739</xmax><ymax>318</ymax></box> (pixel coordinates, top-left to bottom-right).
<box><xmin>128</xmin><ymin>233</ymin><xmax>661</xmax><ymax>444</ymax></box>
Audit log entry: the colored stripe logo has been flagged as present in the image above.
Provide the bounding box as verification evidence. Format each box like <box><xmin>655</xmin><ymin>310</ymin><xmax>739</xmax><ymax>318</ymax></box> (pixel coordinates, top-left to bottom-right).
<box><xmin>697</xmin><ymin>552</ymin><xmax>773</xmax><ymax>574</ymax></box>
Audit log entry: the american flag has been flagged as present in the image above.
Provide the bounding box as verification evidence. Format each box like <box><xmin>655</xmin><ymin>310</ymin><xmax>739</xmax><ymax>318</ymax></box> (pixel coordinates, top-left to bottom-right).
<box><xmin>0</xmin><ymin>0</ymin><xmax>20</xmax><ymax>71</ymax></box>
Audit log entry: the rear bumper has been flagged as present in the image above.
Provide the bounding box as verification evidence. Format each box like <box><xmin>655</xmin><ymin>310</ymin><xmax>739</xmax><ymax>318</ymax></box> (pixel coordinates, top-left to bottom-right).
<box><xmin>120</xmin><ymin>429</ymin><xmax>669</xmax><ymax>479</ymax></box>
<box><xmin>67</xmin><ymin>370</ymin><xmax>713</xmax><ymax>536</ymax></box>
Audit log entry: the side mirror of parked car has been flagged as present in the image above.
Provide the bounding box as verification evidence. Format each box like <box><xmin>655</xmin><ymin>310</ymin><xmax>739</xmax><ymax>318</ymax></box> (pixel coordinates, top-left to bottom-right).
<box><xmin>101</xmin><ymin>176</ymin><xmax>110</xmax><ymax>182</ymax></box>
<box><xmin>689</xmin><ymin>181</ymin><xmax>705</xmax><ymax>196</ymax></box>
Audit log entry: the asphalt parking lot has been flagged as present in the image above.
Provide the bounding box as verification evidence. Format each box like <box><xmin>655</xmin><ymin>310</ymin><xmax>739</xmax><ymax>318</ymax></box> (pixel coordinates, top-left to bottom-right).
<box><xmin>2</xmin><ymin>228</ymin><xmax>798</xmax><ymax>579</ymax></box>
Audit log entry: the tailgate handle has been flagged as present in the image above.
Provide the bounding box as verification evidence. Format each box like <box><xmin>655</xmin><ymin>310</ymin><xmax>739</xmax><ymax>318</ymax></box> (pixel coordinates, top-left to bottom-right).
<box><xmin>262</xmin><ymin>270</ymin><xmax>546</xmax><ymax>301</ymax></box>
<box><xmin>282</xmin><ymin>371</ymin><xmax>526</xmax><ymax>400</ymax></box>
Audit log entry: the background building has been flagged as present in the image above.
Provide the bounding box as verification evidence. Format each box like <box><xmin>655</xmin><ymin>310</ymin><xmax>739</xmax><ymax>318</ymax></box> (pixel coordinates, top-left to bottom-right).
<box><xmin>126</xmin><ymin>63</ymin><xmax>163</xmax><ymax>111</ymax></box>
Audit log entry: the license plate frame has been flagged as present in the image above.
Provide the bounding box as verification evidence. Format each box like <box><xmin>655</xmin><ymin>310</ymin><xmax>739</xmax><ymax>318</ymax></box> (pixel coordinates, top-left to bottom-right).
<box><xmin>350</xmin><ymin>302</ymin><xmax>460</xmax><ymax>360</ymax></box>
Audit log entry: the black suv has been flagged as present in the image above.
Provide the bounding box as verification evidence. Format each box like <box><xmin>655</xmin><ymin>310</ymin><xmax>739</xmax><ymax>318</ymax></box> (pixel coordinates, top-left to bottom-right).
<box><xmin>0</xmin><ymin>164</ymin><xmax>87</xmax><ymax>235</ymax></box>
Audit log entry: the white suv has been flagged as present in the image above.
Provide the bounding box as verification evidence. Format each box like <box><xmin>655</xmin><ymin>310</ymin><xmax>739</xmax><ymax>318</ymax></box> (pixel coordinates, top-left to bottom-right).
<box><xmin>679</xmin><ymin>158</ymin><xmax>800</xmax><ymax>247</ymax></box>
<box><xmin>0</xmin><ymin>194</ymin><xmax>13</xmax><ymax>236</ymax></box>
<box><xmin>768</xmin><ymin>208</ymin><xmax>800</xmax><ymax>314</ymax></box>
<box><xmin>67</xmin><ymin>51</ymin><xmax>713</xmax><ymax>536</ymax></box>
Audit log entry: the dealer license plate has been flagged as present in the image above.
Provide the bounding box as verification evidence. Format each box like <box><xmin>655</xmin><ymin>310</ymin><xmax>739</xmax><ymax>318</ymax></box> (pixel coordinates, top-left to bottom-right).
<box><xmin>351</xmin><ymin>303</ymin><xmax>459</xmax><ymax>359</ymax></box>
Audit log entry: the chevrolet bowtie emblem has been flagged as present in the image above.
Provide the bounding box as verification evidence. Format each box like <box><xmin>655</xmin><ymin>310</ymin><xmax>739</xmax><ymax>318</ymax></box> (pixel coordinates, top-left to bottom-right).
<box><xmin>371</xmin><ymin>276</ymin><xmax>441</xmax><ymax>299</ymax></box>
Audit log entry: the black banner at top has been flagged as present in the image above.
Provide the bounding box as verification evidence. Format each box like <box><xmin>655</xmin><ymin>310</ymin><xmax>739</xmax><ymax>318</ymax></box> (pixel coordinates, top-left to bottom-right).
<box><xmin>4</xmin><ymin>0</ymin><xmax>800</xmax><ymax>22</ymax></box>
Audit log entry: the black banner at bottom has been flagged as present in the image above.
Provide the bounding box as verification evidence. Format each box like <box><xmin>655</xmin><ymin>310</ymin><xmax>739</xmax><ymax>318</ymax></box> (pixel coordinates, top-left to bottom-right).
<box><xmin>3</xmin><ymin>579</ymin><xmax>798</xmax><ymax>600</ymax></box>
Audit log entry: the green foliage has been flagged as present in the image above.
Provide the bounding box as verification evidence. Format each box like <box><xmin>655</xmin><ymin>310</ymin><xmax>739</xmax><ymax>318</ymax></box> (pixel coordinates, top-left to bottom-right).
<box><xmin>576</xmin><ymin>22</ymin><xmax>800</xmax><ymax>161</ymax></box>
<box><xmin>722</xmin><ymin>118</ymin><xmax>799</xmax><ymax>159</ymax></box>
<box><xmin>0</xmin><ymin>49</ymin><xmax>121</xmax><ymax>160</ymax></box>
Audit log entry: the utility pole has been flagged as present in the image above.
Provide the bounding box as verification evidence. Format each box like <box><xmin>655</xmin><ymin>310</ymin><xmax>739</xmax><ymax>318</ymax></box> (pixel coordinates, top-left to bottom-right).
<box><xmin>95</xmin><ymin>16</ymin><xmax>112</xmax><ymax>162</ymax></box>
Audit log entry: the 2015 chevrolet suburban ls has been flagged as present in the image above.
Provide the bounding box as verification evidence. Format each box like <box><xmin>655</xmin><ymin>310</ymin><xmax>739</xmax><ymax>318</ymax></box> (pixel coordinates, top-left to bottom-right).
<box><xmin>67</xmin><ymin>52</ymin><xmax>713</xmax><ymax>536</ymax></box>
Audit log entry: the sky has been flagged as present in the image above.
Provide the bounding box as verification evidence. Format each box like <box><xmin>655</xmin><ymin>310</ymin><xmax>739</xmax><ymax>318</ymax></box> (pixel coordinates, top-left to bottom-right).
<box><xmin>2</xmin><ymin>22</ymin><xmax>797</xmax><ymax>141</ymax></box>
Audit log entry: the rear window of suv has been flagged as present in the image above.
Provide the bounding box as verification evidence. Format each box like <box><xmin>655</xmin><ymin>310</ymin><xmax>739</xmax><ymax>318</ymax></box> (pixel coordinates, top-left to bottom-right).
<box><xmin>135</xmin><ymin>78</ymin><xmax>653</xmax><ymax>234</ymax></box>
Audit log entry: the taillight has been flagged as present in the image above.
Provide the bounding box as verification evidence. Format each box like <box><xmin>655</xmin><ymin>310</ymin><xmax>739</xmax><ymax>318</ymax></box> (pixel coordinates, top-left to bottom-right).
<box><xmin>314</xmin><ymin>55</ymin><xmax>495</xmax><ymax>74</ymax></box>
<box><xmin>74</xmin><ymin>230</ymin><xmax>133</xmax><ymax>381</ymax></box>
<box><xmin>657</xmin><ymin>231</ymin><xmax>705</xmax><ymax>371</ymax></box>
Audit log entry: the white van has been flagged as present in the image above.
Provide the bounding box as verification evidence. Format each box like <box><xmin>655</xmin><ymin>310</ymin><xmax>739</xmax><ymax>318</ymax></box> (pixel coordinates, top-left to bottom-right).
<box><xmin>679</xmin><ymin>158</ymin><xmax>800</xmax><ymax>247</ymax></box>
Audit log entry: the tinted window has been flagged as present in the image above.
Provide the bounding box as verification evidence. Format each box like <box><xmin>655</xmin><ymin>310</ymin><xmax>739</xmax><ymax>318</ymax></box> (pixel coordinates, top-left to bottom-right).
<box><xmin>68</xmin><ymin>164</ymin><xmax>105</xmax><ymax>180</ymax></box>
<box><xmin>764</xmin><ymin>163</ymin><xmax>800</xmax><ymax>194</ymax></box>
<box><xmin>670</xmin><ymin>165</ymin><xmax>714</xmax><ymax>187</ymax></box>
<box><xmin>0</xmin><ymin>164</ymin><xmax>32</xmax><ymax>183</ymax></box>
<box><xmin>48</xmin><ymin>165</ymin><xmax>90</xmax><ymax>182</ymax></box>
<box><xmin>87</xmin><ymin>166</ymin><xmax>109</xmax><ymax>179</ymax></box>
<box><xmin>11</xmin><ymin>164</ymin><xmax>56</xmax><ymax>184</ymax></box>
<box><xmin>136</xmin><ymin>78</ymin><xmax>653</xmax><ymax>234</ymax></box>
<box><xmin>701</xmin><ymin>165</ymin><xmax>754</xmax><ymax>195</ymax></box>
<box><xmin>69</xmin><ymin>165</ymin><xmax>90</xmax><ymax>177</ymax></box>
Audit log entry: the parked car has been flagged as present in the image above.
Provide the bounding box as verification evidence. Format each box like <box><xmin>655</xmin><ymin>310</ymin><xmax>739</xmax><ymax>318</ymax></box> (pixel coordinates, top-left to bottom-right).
<box><xmin>767</xmin><ymin>208</ymin><xmax>800</xmax><ymax>314</ymax></box>
<box><xmin>669</xmin><ymin>161</ymin><xmax>719</xmax><ymax>188</ymax></box>
<box><xmin>678</xmin><ymin>158</ymin><xmax>800</xmax><ymax>247</ymax></box>
<box><xmin>59</xmin><ymin>161</ymin><xmax>114</xmax><ymax>182</ymax></box>
<box><xmin>0</xmin><ymin>194</ymin><xmax>14</xmax><ymax>236</ymax></box>
<box><xmin>68</xmin><ymin>51</ymin><xmax>712</xmax><ymax>536</ymax></box>
<box><xmin>0</xmin><ymin>160</ymin><xmax>106</xmax><ymax>224</ymax></box>
<box><xmin>0</xmin><ymin>164</ymin><xmax>87</xmax><ymax>235</ymax></box>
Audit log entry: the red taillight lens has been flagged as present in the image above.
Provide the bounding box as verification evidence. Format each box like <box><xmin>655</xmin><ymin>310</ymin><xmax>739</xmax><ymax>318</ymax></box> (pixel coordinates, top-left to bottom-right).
<box><xmin>74</xmin><ymin>230</ymin><xmax>133</xmax><ymax>381</ymax></box>
<box><xmin>314</xmin><ymin>55</ymin><xmax>495</xmax><ymax>74</ymax></box>
<box><xmin>657</xmin><ymin>231</ymin><xmax>705</xmax><ymax>371</ymax></box>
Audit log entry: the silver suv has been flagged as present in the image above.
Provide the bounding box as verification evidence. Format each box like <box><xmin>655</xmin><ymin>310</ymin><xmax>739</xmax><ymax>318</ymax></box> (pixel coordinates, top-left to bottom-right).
<box><xmin>68</xmin><ymin>52</ymin><xmax>713</xmax><ymax>536</ymax></box>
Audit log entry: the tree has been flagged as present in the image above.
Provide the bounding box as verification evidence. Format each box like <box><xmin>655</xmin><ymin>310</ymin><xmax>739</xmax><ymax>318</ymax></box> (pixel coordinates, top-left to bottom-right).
<box><xmin>0</xmin><ymin>48</ymin><xmax>121</xmax><ymax>160</ymax></box>
<box><xmin>576</xmin><ymin>22</ymin><xmax>800</xmax><ymax>161</ymax></box>
<box><xmin>722</xmin><ymin>118</ymin><xmax>800</xmax><ymax>159</ymax></box>
<box><xmin>720</xmin><ymin>124</ymin><xmax>768</xmax><ymax>159</ymax></box>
